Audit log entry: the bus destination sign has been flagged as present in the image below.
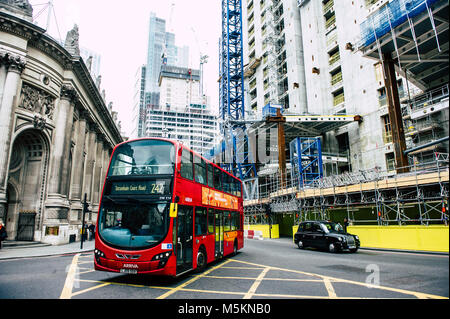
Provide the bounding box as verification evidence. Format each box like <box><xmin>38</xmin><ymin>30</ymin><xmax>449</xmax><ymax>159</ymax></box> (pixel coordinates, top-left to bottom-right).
<box><xmin>110</xmin><ymin>180</ymin><xmax>169</xmax><ymax>195</ymax></box>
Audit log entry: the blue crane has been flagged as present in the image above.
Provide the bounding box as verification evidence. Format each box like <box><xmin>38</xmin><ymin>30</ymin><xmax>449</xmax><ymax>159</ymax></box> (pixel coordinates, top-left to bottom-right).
<box><xmin>218</xmin><ymin>0</ymin><xmax>258</xmax><ymax>199</ymax></box>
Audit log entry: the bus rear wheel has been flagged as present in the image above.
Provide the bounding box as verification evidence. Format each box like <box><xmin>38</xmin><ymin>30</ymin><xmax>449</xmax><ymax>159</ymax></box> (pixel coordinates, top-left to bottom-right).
<box><xmin>196</xmin><ymin>247</ymin><xmax>207</xmax><ymax>273</ymax></box>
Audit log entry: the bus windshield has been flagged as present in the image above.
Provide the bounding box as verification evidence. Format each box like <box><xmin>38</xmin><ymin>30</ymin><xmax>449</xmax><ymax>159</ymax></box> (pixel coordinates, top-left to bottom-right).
<box><xmin>108</xmin><ymin>139</ymin><xmax>175</xmax><ymax>176</ymax></box>
<box><xmin>98</xmin><ymin>201</ymin><xmax>170</xmax><ymax>249</ymax></box>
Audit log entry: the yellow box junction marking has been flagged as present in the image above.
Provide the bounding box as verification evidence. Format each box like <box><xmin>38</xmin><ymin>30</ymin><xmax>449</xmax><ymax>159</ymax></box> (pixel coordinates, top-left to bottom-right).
<box><xmin>62</xmin><ymin>253</ymin><xmax>448</xmax><ymax>299</ymax></box>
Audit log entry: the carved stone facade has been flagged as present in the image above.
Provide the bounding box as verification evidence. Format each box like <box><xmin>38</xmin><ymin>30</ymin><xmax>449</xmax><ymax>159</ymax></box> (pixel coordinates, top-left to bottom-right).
<box><xmin>0</xmin><ymin>8</ymin><xmax>123</xmax><ymax>244</ymax></box>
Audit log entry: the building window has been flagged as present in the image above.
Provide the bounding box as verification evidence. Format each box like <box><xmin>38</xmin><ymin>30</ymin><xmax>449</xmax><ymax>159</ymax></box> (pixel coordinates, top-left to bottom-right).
<box><xmin>382</xmin><ymin>115</ymin><xmax>392</xmax><ymax>144</ymax></box>
<box><xmin>385</xmin><ymin>152</ymin><xmax>395</xmax><ymax>171</ymax></box>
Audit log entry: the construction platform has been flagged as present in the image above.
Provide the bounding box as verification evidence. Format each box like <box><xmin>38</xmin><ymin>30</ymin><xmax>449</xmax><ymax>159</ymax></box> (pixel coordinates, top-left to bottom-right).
<box><xmin>244</xmin><ymin>155</ymin><xmax>449</xmax><ymax>227</ymax></box>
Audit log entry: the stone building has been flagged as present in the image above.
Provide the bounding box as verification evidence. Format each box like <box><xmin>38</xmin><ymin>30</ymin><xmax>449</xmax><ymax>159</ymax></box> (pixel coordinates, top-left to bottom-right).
<box><xmin>0</xmin><ymin>1</ymin><xmax>123</xmax><ymax>245</ymax></box>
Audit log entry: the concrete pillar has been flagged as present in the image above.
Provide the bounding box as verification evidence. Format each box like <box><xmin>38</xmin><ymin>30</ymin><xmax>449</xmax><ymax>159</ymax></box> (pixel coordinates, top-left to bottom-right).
<box><xmin>0</xmin><ymin>54</ymin><xmax>26</xmax><ymax>219</ymax></box>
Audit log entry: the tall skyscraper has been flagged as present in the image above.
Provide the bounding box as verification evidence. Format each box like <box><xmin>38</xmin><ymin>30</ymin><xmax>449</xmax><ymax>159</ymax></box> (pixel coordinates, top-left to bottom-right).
<box><xmin>145</xmin><ymin>12</ymin><xmax>189</xmax><ymax>94</ymax></box>
<box><xmin>145</xmin><ymin>65</ymin><xmax>218</xmax><ymax>155</ymax></box>
<box><xmin>133</xmin><ymin>11</ymin><xmax>218</xmax><ymax>154</ymax></box>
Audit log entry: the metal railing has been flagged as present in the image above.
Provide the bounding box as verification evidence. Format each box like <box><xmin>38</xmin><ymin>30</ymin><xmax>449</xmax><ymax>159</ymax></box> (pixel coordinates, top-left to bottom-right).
<box><xmin>408</xmin><ymin>84</ymin><xmax>449</xmax><ymax>112</ymax></box>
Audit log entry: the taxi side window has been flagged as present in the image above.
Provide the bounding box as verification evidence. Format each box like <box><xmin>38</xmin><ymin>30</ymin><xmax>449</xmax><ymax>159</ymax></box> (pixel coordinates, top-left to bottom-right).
<box><xmin>303</xmin><ymin>222</ymin><xmax>313</xmax><ymax>231</ymax></box>
<box><xmin>312</xmin><ymin>223</ymin><xmax>322</xmax><ymax>232</ymax></box>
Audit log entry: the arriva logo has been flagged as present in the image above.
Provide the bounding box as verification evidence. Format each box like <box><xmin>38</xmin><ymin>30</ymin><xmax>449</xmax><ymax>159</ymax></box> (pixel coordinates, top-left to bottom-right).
<box><xmin>123</xmin><ymin>264</ymin><xmax>139</xmax><ymax>269</ymax></box>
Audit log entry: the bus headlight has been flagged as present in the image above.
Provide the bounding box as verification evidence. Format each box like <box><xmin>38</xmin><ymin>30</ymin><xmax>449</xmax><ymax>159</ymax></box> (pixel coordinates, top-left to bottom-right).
<box><xmin>152</xmin><ymin>251</ymin><xmax>173</xmax><ymax>269</ymax></box>
<box><xmin>94</xmin><ymin>249</ymin><xmax>106</xmax><ymax>264</ymax></box>
<box><xmin>94</xmin><ymin>249</ymin><xmax>105</xmax><ymax>258</ymax></box>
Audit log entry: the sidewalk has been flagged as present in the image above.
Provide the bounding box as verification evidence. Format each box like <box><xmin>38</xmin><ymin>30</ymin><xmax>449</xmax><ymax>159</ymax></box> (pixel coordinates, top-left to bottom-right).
<box><xmin>0</xmin><ymin>240</ymin><xmax>95</xmax><ymax>260</ymax></box>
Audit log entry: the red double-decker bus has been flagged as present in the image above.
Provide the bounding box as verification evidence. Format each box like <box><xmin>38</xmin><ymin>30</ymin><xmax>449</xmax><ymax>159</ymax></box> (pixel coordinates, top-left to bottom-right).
<box><xmin>94</xmin><ymin>138</ymin><xmax>244</xmax><ymax>276</ymax></box>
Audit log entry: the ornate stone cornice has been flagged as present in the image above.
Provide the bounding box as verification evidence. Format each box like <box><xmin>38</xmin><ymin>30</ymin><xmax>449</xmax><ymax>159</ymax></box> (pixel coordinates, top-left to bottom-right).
<box><xmin>60</xmin><ymin>84</ymin><xmax>78</xmax><ymax>104</ymax></box>
<box><xmin>0</xmin><ymin>0</ymin><xmax>33</xmax><ymax>20</ymax></box>
<box><xmin>78</xmin><ymin>109</ymin><xmax>91</xmax><ymax>122</ymax></box>
<box><xmin>0</xmin><ymin>50</ymin><xmax>26</xmax><ymax>73</ymax></box>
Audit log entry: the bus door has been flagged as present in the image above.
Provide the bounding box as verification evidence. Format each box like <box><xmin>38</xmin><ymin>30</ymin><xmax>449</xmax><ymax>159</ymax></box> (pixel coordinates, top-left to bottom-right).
<box><xmin>214</xmin><ymin>210</ymin><xmax>223</xmax><ymax>259</ymax></box>
<box><xmin>176</xmin><ymin>206</ymin><xmax>193</xmax><ymax>274</ymax></box>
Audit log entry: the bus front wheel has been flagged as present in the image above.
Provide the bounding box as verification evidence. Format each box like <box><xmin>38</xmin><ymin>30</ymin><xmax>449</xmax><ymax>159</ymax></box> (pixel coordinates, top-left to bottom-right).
<box><xmin>196</xmin><ymin>247</ymin><xmax>207</xmax><ymax>273</ymax></box>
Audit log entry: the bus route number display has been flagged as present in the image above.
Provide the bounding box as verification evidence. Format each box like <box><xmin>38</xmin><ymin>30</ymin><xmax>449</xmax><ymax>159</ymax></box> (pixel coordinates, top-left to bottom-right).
<box><xmin>110</xmin><ymin>180</ymin><xmax>168</xmax><ymax>195</ymax></box>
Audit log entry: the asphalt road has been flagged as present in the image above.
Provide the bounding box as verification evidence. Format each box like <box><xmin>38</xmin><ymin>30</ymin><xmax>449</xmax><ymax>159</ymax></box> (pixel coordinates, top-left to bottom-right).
<box><xmin>0</xmin><ymin>237</ymin><xmax>448</xmax><ymax>300</ymax></box>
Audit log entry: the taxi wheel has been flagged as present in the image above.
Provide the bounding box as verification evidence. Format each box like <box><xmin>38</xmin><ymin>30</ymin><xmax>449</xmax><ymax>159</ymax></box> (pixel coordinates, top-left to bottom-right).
<box><xmin>328</xmin><ymin>243</ymin><xmax>338</xmax><ymax>253</ymax></box>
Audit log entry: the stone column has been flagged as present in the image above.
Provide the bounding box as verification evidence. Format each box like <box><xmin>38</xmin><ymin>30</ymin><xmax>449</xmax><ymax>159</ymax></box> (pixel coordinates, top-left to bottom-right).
<box><xmin>0</xmin><ymin>53</ymin><xmax>26</xmax><ymax>219</ymax></box>
<box><xmin>102</xmin><ymin>142</ymin><xmax>110</xmax><ymax>184</ymax></box>
<box><xmin>92</xmin><ymin>134</ymin><xmax>103</xmax><ymax>204</ymax></box>
<box><xmin>0</xmin><ymin>52</ymin><xmax>8</xmax><ymax>107</ymax></box>
<box><xmin>45</xmin><ymin>84</ymin><xmax>77</xmax><ymax>221</ymax></box>
<box><xmin>83</xmin><ymin>124</ymin><xmax>97</xmax><ymax>202</ymax></box>
<box><xmin>71</xmin><ymin>111</ymin><xmax>88</xmax><ymax>201</ymax></box>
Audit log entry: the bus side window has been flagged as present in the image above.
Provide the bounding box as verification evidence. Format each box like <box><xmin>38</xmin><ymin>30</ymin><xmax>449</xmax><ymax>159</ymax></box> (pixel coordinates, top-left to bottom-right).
<box><xmin>224</xmin><ymin>211</ymin><xmax>231</xmax><ymax>231</ymax></box>
<box><xmin>195</xmin><ymin>207</ymin><xmax>207</xmax><ymax>236</ymax></box>
<box><xmin>224</xmin><ymin>174</ymin><xmax>231</xmax><ymax>194</ymax></box>
<box><xmin>222</xmin><ymin>171</ymin><xmax>228</xmax><ymax>193</ymax></box>
<box><xmin>213</xmin><ymin>167</ymin><xmax>222</xmax><ymax>190</ymax></box>
<box><xmin>231</xmin><ymin>211</ymin><xmax>239</xmax><ymax>231</ymax></box>
<box><xmin>180</xmin><ymin>149</ymin><xmax>193</xmax><ymax>180</ymax></box>
<box><xmin>236</xmin><ymin>180</ymin><xmax>242</xmax><ymax>198</ymax></box>
<box><xmin>207</xmin><ymin>208</ymin><xmax>214</xmax><ymax>234</ymax></box>
<box><xmin>194</xmin><ymin>156</ymin><xmax>206</xmax><ymax>185</ymax></box>
<box><xmin>207</xmin><ymin>164</ymin><xmax>214</xmax><ymax>188</ymax></box>
<box><xmin>231</xmin><ymin>177</ymin><xmax>235</xmax><ymax>195</ymax></box>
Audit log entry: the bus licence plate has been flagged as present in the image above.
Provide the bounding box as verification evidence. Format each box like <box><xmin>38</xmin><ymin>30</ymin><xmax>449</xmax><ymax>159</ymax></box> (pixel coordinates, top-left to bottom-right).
<box><xmin>120</xmin><ymin>269</ymin><xmax>138</xmax><ymax>274</ymax></box>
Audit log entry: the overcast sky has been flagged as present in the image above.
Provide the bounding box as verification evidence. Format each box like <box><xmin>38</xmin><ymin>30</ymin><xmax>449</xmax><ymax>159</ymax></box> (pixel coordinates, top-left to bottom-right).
<box><xmin>28</xmin><ymin>0</ymin><xmax>221</xmax><ymax>137</ymax></box>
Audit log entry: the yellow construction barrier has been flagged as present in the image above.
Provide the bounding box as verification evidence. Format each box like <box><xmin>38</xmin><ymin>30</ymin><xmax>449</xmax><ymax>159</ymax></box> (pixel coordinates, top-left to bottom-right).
<box><xmin>347</xmin><ymin>225</ymin><xmax>449</xmax><ymax>253</ymax></box>
<box><xmin>245</xmin><ymin>224</ymin><xmax>280</xmax><ymax>239</ymax></box>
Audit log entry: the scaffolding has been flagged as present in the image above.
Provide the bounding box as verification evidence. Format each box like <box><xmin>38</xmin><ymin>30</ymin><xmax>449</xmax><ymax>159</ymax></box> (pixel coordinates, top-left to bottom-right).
<box><xmin>244</xmin><ymin>152</ymin><xmax>449</xmax><ymax>226</ymax></box>
<box><xmin>290</xmin><ymin>137</ymin><xmax>324</xmax><ymax>188</ymax></box>
<box><xmin>403</xmin><ymin>83</ymin><xmax>449</xmax><ymax>161</ymax></box>
<box><xmin>359</xmin><ymin>0</ymin><xmax>440</xmax><ymax>49</ymax></box>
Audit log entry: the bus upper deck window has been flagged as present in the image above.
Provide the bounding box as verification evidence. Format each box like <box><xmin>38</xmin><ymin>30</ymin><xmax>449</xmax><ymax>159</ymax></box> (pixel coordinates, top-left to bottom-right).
<box><xmin>180</xmin><ymin>149</ymin><xmax>193</xmax><ymax>180</ymax></box>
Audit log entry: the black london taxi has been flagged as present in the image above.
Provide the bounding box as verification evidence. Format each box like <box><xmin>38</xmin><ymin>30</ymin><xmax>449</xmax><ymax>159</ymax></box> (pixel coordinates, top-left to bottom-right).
<box><xmin>294</xmin><ymin>220</ymin><xmax>360</xmax><ymax>253</ymax></box>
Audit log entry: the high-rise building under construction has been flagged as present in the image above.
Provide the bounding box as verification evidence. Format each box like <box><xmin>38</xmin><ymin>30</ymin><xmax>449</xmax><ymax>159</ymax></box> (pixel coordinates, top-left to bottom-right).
<box><xmin>242</xmin><ymin>0</ymin><xmax>448</xmax><ymax>174</ymax></box>
<box><xmin>239</xmin><ymin>0</ymin><xmax>448</xmax><ymax>232</ymax></box>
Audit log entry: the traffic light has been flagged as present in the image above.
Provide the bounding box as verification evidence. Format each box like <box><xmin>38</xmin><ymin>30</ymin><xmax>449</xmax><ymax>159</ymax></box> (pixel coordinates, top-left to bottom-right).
<box><xmin>80</xmin><ymin>193</ymin><xmax>91</xmax><ymax>249</ymax></box>
<box><xmin>82</xmin><ymin>193</ymin><xmax>91</xmax><ymax>214</ymax></box>
<box><xmin>83</xmin><ymin>200</ymin><xmax>90</xmax><ymax>214</ymax></box>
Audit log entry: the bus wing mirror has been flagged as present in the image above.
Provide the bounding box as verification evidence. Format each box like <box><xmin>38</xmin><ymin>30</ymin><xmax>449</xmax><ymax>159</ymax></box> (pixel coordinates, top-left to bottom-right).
<box><xmin>170</xmin><ymin>203</ymin><xmax>178</xmax><ymax>218</ymax></box>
